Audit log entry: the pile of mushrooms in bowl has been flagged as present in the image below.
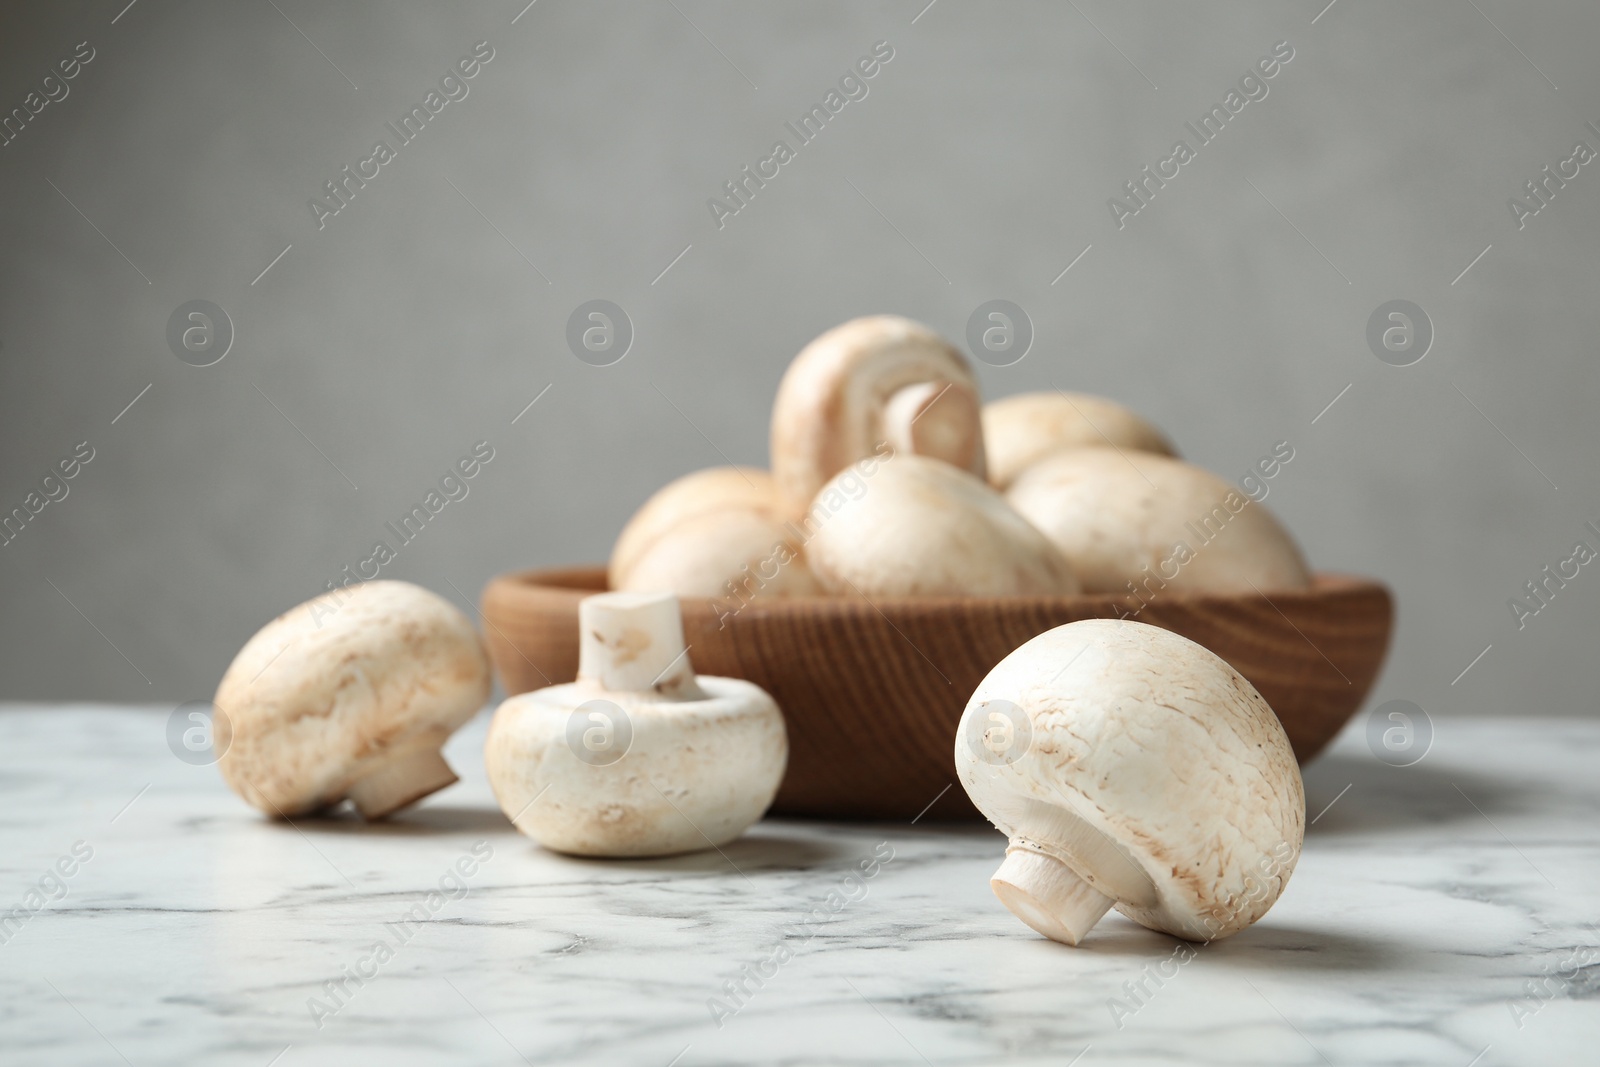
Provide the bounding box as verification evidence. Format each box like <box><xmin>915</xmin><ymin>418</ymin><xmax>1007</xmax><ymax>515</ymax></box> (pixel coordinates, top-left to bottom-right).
<box><xmin>611</xmin><ymin>314</ymin><xmax>1311</xmax><ymax>604</ymax></box>
<box><xmin>484</xmin><ymin>314</ymin><xmax>1391</xmax><ymax>822</ymax></box>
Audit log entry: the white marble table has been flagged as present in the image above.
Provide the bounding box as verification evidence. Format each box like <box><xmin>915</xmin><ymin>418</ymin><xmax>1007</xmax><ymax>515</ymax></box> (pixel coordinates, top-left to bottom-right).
<box><xmin>0</xmin><ymin>706</ymin><xmax>1595</xmax><ymax>1066</ymax></box>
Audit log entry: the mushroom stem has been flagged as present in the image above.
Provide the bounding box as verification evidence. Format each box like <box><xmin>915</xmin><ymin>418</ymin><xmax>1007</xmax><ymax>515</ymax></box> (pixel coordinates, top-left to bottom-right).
<box><xmin>578</xmin><ymin>592</ymin><xmax>706</xmax><ymax>699</ymax></box>
<box><xmin>346</xmin><ymin>747</ymin><xmax>458</xmax><ymax>820</ymax></box>
<box><xmin>883</xmin><ymin>381</ymin><xmax>982</xmax><ymax>471</ymax></box>
<box><xmin>990</xmin><ymin>844</ymin><xmax>1114</xmax><ymax>946</ymax></box>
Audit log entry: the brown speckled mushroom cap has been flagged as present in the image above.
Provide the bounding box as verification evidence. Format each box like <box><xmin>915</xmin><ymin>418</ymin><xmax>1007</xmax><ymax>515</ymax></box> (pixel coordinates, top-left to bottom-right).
<box><xmin>982</xmin><ymin>391</ymin><xmax>1177</xmax><ymax>490</ymax></box>
<box><xmin>1007</xmin><ymin>448</ymin><xmax>1310</xmax><ymax>596</ymax></box>
<box><xmin>955</xmin><ymin>618</ymin><xmax>1304</xmax><ymax>944</ymax></box>
<box><xmin>806</xmin><ymin>453</ymin><xmax>1080</xmax><ymax>598</ymax></box>
<box><xmin>770</xmin><ymin>315</ymin><xmax>985</xmax><ymax>519</ymax></box>
<box><xmin>215</xmin><ymin>580</ymin><xmax>490</xmax><ymax>819</ymax></box>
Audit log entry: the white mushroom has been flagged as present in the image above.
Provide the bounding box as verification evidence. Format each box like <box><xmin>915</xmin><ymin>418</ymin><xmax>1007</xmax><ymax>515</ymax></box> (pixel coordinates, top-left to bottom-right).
<box><xmin>771</xmin><ymin>315</ymin><xmax>986</xmax><ymax>519</ymax></box>
<box><xmin>805</xmin><ymin>453</ymin><xmax>1080</xmax><ymax>597</ymax></box>
<box><xmin>955</xmin><ymin>618</ymin><xmax>1304</xmax><ymax>944</ymax></box>
<box><xmin>1006</xmin><ymin>448</ymin><xmax>1310</xmax><ymax>596</ymax></box>
<box><xmin>609</xmin><ymin>467</ymin><xmax>820</xmax><ymax>598</ymax></box>
<box><xmin>484</xmin><ymin>592</ymin><xmax>787</xmax><ymax>857</ymax></box>
<box><xmin>983</xmin><ymin>391</ymin><xmax>1176</xmax><ymax>490</ymax></box>
<box><xmin>215</xmin><ymin>580</ymin><xmax>491</xmax><ymax>819</ymax></box>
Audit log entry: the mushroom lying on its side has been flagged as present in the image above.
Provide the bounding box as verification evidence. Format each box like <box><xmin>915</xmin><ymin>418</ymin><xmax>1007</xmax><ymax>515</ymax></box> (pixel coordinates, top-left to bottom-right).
<box><xmin>609</xmin><ymin>467</ymin><xmax>820</xmax><ymax>599</ymax></box>
<box><xmin>215</xmin><ymin>580</ymin><xmax>491</xmax><ymax>819</ymax></box>
<box><xmin>805</xmin><ymin>454</ymin><xmax>1080</xmax><ymax>597</ymax></box>
<box><xmin>771</xmin><ymin>315</ymin><xmax>986</xmax><ymax>519</ymax></box>
<box><xmin>1007</xmin><ymin>448</ymin><xmax>1310</xmax><ymax>596</ymax></box>
<box><xmin>956</xmin><ymin>619</ymin><xmax>1304</xmax><ymax>944</ymax></box>
<box><xmin>485</xmin><ymin>592</ymin><xmax>787</xmax><ymax>857</ymax></box>
<box><xmin>983</xmin><ymin>391</ymin><xmax>1176</xmax><ymax>491</ymax></box>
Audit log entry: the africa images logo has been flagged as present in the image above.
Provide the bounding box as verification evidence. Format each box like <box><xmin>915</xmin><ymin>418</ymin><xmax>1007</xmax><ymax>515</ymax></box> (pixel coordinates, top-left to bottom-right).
<box><xmin>1107</xmin><ymin>40</ymin><xmax>1295</xmax><ymax>229</ymax></box>
<box><xmin>706</xmin><ymin>40</ymin><xmax>895</xmax><ymax>229</ymax></box>
<box><xmin>308</xmin><ymin>41</ymin><xmax>495</xmax><ymax>231</ymax></box>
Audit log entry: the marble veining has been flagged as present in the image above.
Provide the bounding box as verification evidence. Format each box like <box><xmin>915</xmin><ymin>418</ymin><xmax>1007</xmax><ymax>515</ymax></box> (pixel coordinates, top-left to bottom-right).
<box><xmin>0</xmin><ymin>705</ymin><xmax>1596</xmax><ymax>1065</ymax></box>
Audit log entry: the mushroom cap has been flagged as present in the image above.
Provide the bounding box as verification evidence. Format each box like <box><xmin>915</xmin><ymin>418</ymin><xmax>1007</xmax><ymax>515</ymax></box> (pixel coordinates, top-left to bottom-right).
<box><xmin>806</xmin><ymin>453</ymin><xmax>1080</xmax><ymax>597</ymax></box>
<box><xmin>215</xmin><ymin>580</ymin><xmax>491</xmax><ymax>817</ymax></box>
<box><xmin>955</xmin><ymin>619</ymin><xmax>1304</xmax><ymax>941</ymax></box>
<box><xmin>609</xmin><ymin>467</ymin><xmax>777</xmax><ymax>588</ymax></box>
<box><xmin>771</xmin><ymin>315</ymin><xmax>986</xmax><ymax>518</ymax></box>
<box><xmin>609</xmin><ymin>467</ymin><xmax>819</xmax><ymax>599</ymax></box>
<box><xmin>485</xmin><ymin>677</ymin><xmax>787</xmax><ymax>857</ymax></box>
<box><xmin>615</xmin><ymin>508</ymin><xmax>821</xmax><ymax>599</ymax></box>
<box><xmin>1006</xmin><ymin>448</ymin><xmax>1310</xmax><ymax>595</ymax></box>
<box><xmin>983</xmin><ymin>391</ymin><xmax>1177</xmax><ymax>491</ymax></box>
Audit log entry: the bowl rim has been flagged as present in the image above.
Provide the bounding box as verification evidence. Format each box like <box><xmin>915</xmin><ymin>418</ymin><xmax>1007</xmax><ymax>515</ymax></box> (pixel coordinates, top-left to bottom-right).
<box><xmin>483</xmin><ymin>565</ymin><xmax>1391</xmax><ymax>616</ymax></box>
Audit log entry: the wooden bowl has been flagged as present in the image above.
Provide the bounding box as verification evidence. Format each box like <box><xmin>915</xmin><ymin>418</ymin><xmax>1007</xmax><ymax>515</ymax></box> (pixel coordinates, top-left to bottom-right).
<box><xmin>481</xmin><ymin>567</ymin><xmax>1392</xmax><ymax>821</ymax></box>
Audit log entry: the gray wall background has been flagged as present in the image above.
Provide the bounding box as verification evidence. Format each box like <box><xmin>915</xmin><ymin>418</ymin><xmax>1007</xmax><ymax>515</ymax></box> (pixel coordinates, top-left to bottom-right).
<box><xmin>2</xmin><ymin>1</ymin><xmax>1597</xmax><ymax>725</ymax></box>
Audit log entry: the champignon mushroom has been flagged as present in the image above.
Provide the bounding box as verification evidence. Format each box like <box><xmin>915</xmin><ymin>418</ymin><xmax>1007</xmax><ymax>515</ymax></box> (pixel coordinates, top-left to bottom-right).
<box><xmin>484</xmin><ymin>591</ymin><xmax>787</xmax><ymax>857</ymax></box>
<box><xmin>983</xmin><ymin>391</ymin><xmax>1176</xmax><ymax>491</ymax></box>
<box><xmin>771</xmin><ymin>315</ymin><xmax>986</xmax><ymax>519</ymax></box>
<box><xmin>609</xmin><ymin>467</ymin><xmax>820</xmax><ymax>599</ymax></box>
<box><xmin>805</xmin><ymin>453</ymin><xmax>1080</xmax><ymax>597</ymax></box>
<box><xmin>955</xmin><ymin>618</ymin><xmax>1304</xmax><ymax>944</ymax></box>
<box><xmin>214</xmin><ymin>580</ymin><xmax>491</xmax><ymax>819</ymax></box>
<box><xmin>1006</xmin><ymin>448</ymin><xmax>1310</xmax><ymax>596</ymax></box>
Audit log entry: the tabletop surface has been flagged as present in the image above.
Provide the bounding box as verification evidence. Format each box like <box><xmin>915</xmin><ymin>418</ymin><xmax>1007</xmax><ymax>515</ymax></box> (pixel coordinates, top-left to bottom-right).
<box><xmin>0</xmin><ymin>705</ymin><xmax>1595</xmax><ymax>1066</ymax></box>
